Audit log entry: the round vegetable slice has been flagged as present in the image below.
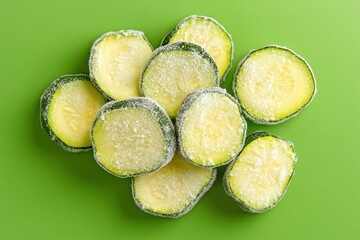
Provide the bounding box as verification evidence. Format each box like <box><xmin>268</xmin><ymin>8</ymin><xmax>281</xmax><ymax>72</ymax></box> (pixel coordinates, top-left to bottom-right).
<box><xmin>176</xmin><ymin>87</ymin><xmax>247</xmax><ymax>168</ymax></box>
<box><xmin>89</xmin><ymin>30</ymin><xmax>153</xmax><ymax>100</ymax></box>
<box><xmin>132</xmin><ymin>152</ymin><xmax>216</xmax><ymax>218</ymax></box>
<box><xmin>140</xmin><ymin>41</ymin><xmax>219</xmax><ymax>118</ymax></box>
<box><xmin>233</xmin><ymin>45</ymin><xmax>316</xmax><ymax>124</ymax></box>
<box><xmin>161</xmin><ymin>15</ymin><xmax>233</xmax><ymax>81</ymax></box>
<box><xmin>91</xmin><ymin>98</ymin><xmax>176</xmax><ymax>178</ymax></box>
<box><xmin>40</xmin><ymin>74</ymin><xmax>106</xmax><ymax>152</ymax></box>
<box><xmin>223</xmin><ymin>131</ymin><xmax>297</xmax><ymax>213</ymax></box>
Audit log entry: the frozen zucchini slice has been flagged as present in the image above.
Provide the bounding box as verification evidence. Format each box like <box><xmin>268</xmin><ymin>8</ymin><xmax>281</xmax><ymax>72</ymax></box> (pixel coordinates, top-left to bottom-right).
<box><xmin>89</xmin><ymin>30</ymin><xmax>153</xmax><ymax>100</ymax></box>
<box><xmin>233</xmin><ymin>45</ymin><xmax>316</xmax><ymax>124</ymax></box>
<box><xmin>132</xmin><ymin>152</ymin><xmax>216</xmax><ymax>218</ymax></box>
<box><xmin>40</xmin><ymin>74</ymin><xmax>106</xmax><ymax>152</ymax></box>
<box><xmin>176</xmin><ymin>87</ymin><xmax>247</xmax><ymax>168</ymax></box>
<box><xmin>161</xmin><ymin>15</ymin><xmax>233</xmax><ymax>81</ymax></box>
<box><xmin>140</xmin><ymin>41</ymin><xmax>219</xmax><ymax>118</ymax></box>
<box><xmin>224</xmin><ymin>131</ymin><xmax>297</xmax><ymax>213</ymax></box>
<box><xmin>91</xmin><ymin>98</ymin><xmax>176</xmax><ymax>178</ymax></box>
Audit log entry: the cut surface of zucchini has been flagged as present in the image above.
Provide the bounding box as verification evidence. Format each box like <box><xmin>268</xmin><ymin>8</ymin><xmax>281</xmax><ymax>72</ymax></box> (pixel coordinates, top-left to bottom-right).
<box><xmin>233</xmin><ymin>45</ymin><xmax>316</xmax><ymax>124</ymax></box>
<box><xmin>132</xmin><ymin>152</ymin><xmax>216</xmax><ymax>218</ymax></box>
<box><xmin>91</xmin><ymin>98</ymin><xmax>176</xmax><ymax>178</ymax></box>
<box><xmin>224</xmin><ymin>131</ymin><xmax>297</xmax><ymax>213</ymax></box>
<box><xmin>141</xmin><ymin>41</ymin><xmax>219</xmax><ymax>118</ymax></box>
<box><xmin>89</xmin><ymin>30</ymin><xmax>153</xmax><ymax>100</ymax></box>
<box><xmin>40</xmin><ymin>74</ymin><xmax>106</xmax><ymax>152</ymax></box>
<box><xmin>176</xmin><ymin>87</ymin><xmax>246</xmax><ymax>168</ymax></box>
<box><xmin>161</xmin><ymin>15</ymin><xmax>233</xmax><ymax>81</ymax></box>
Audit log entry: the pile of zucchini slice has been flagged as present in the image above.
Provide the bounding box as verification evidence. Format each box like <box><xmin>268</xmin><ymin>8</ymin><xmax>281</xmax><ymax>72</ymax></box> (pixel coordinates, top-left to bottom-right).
<box><xmin>40</xmin><ymin>15</ymin><xmax>316</xmax><ymax>218</ymax></box>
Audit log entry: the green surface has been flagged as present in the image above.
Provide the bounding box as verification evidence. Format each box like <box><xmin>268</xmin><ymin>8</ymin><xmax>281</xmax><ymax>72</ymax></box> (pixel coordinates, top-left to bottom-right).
<box><xmin>1</xmin><ymin>0</ymin><xmax>359</xmax><ymax>239</ymax></box>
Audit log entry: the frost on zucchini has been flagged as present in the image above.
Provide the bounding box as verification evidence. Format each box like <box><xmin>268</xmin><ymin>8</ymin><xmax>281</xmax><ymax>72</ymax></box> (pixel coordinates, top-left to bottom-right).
<box><xmin>176</xmin><ymin>87</ymin><xmax>247</xmax><ymax>168</ymax></box>
<box><xmin>233</xmin><ymin>45</ymin><xmax>316</xmax><ymax>124</ymax></box>
<box><xmin>40</xmin><ymin>74</ymin><xmax>106</xmax><ymax>152</ymax></box>
<box><xmin>224</xmin><ymin>131</ymin><xmax>297</xmax><ymax>213</ymax></box>
<box><xmin>140</xmin><ymin>41</ymin><xmax>219</xmax><ymax>118</ymax></box>
<box><xmin>161</xmin><ymin>15</ymin><xmax>233</xmax><ymax>81</ymax></box>
<box><xmin>89</xmin><ymin>30</ymin><xmax>153</xmax><ymax>100</ymax></box>
<box><xmin>91</xmin><ymin>98</ymin><xmax>176</xmax><ymax>178</ymax></box>
<box><xmin>132</xmin><ymin>152</ymin><xmax>216</xmax><ymax>218</ymax></box>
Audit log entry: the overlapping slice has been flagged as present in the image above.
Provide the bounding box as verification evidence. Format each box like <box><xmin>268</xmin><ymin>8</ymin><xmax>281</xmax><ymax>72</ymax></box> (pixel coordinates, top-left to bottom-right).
<box><xmin>176</xmin><ymin>87</ymin><xmax>247</xmax><ymax>168</ymax></box>
<box><xmin>224</xmin><ymin>131</ymin><xmax>297</xmax><ymax>213</ymax></box>
<box><xmin>132</xmin><ymin>152</ymin><xmax>216</xmax><ymax>218</ymax></box>
<box><xmin>89</xmin><ymin>30</ymin><xmax>153</xmax><ymax>100</ymax></box>
<box><xmin>161</xmin><ymin>15</ymin><xmax>233</xmax><ymax>81</ymax></box>
<box><xmin>140</xmin><ymin>41</ymin><xmax>219</xmax><ymax>118</ymax></box>
<box><xmin>91</xmin><ymin>98</ymin><xmax>176</xmax><ymax>178</ymax></box>
<box><xmin>40</xmin><ymin>74</ymin><xmax>106</xmax><ymax>152</ymax></box>
<box><xmin>233</xmin><ymin>45</ymin><xmax>316</xmax><ymax>124</ymax></box>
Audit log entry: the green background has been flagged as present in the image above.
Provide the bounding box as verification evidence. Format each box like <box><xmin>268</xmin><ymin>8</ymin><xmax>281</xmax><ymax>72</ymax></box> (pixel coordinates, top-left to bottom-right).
<box><xmin>1</xmin><ymin>0</ymin><xmax>359</xmax><ymax>239</ymax></box>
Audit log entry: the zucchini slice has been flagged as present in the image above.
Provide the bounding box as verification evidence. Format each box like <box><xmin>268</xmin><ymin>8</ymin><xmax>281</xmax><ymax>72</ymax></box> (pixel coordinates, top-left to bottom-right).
<box><xmin>40</xmin><ymin>74</ymin><xmax>106</xmax><ymax>152</ymax></box>
<box><xmin>140</xmin><ymin>41</ymin><xmax>219</xmax><ymax>118</ymax></box>
<box><xmin>176</xmin><ymin>87</ymin><xmax>247</xmax><ymax>168</ymax></box>
<box><xmin>89</xmin><ymin>30</ymin><xmax>153</xmax><ymax>100</ymax></box>
<box><xmin>132</xmin><ymin>152</ymin><xmax>216</xmax><ymax>218</ymax></box>
<box><xmin>161</xmin><ymin>15</ymin><xmax>233</xmax><ymax>81</ymax></box>
<box><xmin>91</xmin><ymin>98</ymin><xmax>176</xmax><ymax>178</ymax></box>
<box><xmin>224</xmin><ymin>131</ymin><xmax>297</xmax><ymax>213</ymax></box>
<box><xmin>233</xmin><ymin>45</ymin><xmax>316</xmax><ymax>124</ymax></box>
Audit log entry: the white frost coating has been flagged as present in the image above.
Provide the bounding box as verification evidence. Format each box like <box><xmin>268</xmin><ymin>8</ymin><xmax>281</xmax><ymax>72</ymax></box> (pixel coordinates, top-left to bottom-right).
<box><xmin>91</xmin><ymin>97</ymin><xmax>176</xmax><ymax>177</ymax></box>
<box><xmin>93</xmin><ymin>107</ymin><xmax>167</xmax><ymax>176</ymax></box>
<box><xmin>178</xmin><ymin>87</ymin><xmax>246</xmax><ymax>167</ymax></box>
<box><xmin>90</xmin><ymin>30</ymin><xmax>153</xmax><ymax>100</ymax></box>
<box><xmin>228</xmin><ymin>135</ymin><xmax>296</xmax><ymax>211</ymax></box>
<box><xmin>133</xmin><ymin>152</ymin><xmax>215</xmax><ymax>217</ymax></box>
<box><xmin>164</xmin><ymin>15</ymin><xmax>233</xmax><ymax>80</ymax></box>
<box><xmin>235</xmin><ymin>46</ymin><xmax>316</xmax><ymax>123</ymax></box>
<box><xmin>142</xmin><ymin>45</ymin><xmax>218</xmax><ymax>117</ymax></box>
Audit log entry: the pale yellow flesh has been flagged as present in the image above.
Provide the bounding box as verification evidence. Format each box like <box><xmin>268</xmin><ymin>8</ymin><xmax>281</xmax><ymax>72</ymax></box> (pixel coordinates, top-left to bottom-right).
<box><xmin>236</xmin><ymin>48</ymin><xmax>314</xmax><ymax>121</ymax></box>
<box><xmin>142</xmin><ymin>51</ymin><xmax>217</xmax><ymax>117</ymax></box>
<box><xmin>182</xmin><ymin>93</ymin><xmax>245</xmax><ymax>166</ymax></box>
<box><xmin>228</xmin><ymin>136</ymin><xmax>295</xmax><ymax>211</ymax></box>
<box><xmin>92</xmin><ymin>34</ymin><xmax>152</xmax><ymax>100</ymax></box>
<box><xmin>48</xmin><ymin>80</ymin><xmax>105</xmax><ymax>147</ymax></box>
<box><xmin>92</xmin><ymin>108</ymin><xmax>166</xmax><ymax>176</ymax></box>
<box><xmin>134</xmin><ymin>152</ymin><xmax>213</xmax><ymax>215</ymax></box>
<box><xmin>169</xmin><ymin>18</ymin><xmax>232</xmax><ymax>78</ymax></box>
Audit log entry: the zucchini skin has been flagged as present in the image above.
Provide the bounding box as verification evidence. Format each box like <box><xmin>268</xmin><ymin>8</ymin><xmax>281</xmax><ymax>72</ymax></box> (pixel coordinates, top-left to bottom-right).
<box><xmin>89</xmin><ymin>30</ymin><xmax>154</xmax><ymax>101</ymax></box>
<box><xmin>176</xmin><ymin>87</ymin><xmax>247</xmax><ymax>168</ymax></box>
<box><xmin>90</xmin><ymin>97</ymin><xmax>176</xmax><ymax>178</ymax></box>
<box><xmin>161</xmin><ymin>15</ymin><xmax>233</xmax><ymax>83</ymax></box>
<box><xmin>233</xmin><ymin>45</ymin><xmax>317</xmax><ymax>125</ymax></box>
<box><xmin>140</xmin><ymin>41</ymin><xmax>220</xmax><ymax>96</ymax></box>
<box><xmin>131</xmin><ymin>168</ymin><xmax>217</xmax><ymax>218</ymax></box>
<box><xmin>223</xmin><ymin>131</ymin><xmax>297</xmax><ymax>213</ymax></box>
<box><xmin>40</xmin><ymin>74</ymin><xmax>95</xmax><ymax>152</ymax></box>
